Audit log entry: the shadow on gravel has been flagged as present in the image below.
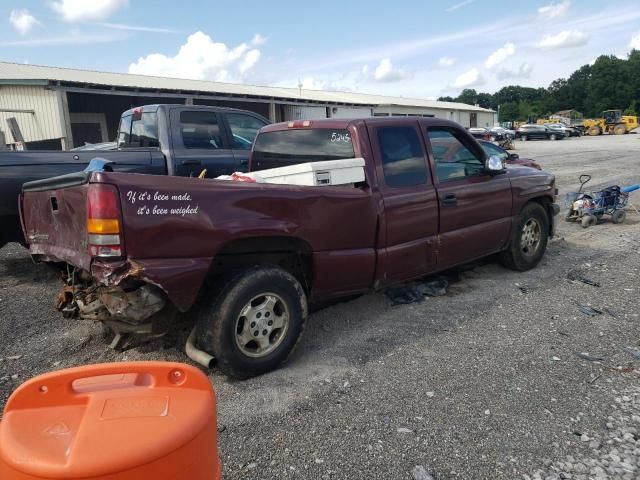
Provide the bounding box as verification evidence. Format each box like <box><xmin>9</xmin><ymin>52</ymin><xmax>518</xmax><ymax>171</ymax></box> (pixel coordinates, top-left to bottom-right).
<box><xmin>0</xmin><ymin>256</ymin><xmax>61</xmax><ymax>286</ymax></box>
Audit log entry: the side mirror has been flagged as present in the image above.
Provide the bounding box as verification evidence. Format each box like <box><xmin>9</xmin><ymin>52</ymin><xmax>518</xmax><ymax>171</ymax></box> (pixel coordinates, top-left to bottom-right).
<box><xmin>485</xmin><ymin>155</ymin><xmax>505</xmax><ymax>173</ymax></box>
<box><xmin>509</xmin><ymin>153</ymin><xmax>519</xmax><ymax>160</ymax></box>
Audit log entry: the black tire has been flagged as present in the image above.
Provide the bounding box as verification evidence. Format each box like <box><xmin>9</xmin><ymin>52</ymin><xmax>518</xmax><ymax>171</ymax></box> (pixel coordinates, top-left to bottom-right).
<box><xmin>196</xmin><ymin>266</ymin><xmax>307</xmax><ymax>379</ymax></box>
<box><xmin>500</xmin><ymin>202</ymin><xmax>549</xmax><ymax>271</ymax></box>
<box><xmin>611</xmin><ymin>210</ymin><xmax>626</xmax><ymax>224</ymax></box>
<box><xmin>550</xmin><ymin>134</ymin><xmax>557</xmax><ymax>141</ymax></box>
<box><xmin>564</xmin><ymin>209</ymin><xmax>575</xmax><ymax>222</ymax></box>
<box><xmin>521</xmin><ymin>135</ymin><xmax>528</xmax><ymax>141</ymax></box>
<box><xmin>581</xmin><ymin>215</ymin><xmax>596</xmax><ymax>228</ymax></box>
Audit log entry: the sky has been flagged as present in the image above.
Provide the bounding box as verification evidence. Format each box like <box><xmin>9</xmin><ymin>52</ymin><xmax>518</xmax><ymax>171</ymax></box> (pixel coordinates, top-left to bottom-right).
<box><xmin>1</xmin><ymin>0</ymin><xmax>640</xmax><ymax>100</ymax></box>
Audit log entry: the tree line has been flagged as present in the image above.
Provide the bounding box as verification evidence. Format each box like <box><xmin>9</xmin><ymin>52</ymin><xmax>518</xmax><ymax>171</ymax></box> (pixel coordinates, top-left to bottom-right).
<box><xmin>439</xmin><ymin>50</ymin><xmax>640</xmax><ymax>122</ymax></box>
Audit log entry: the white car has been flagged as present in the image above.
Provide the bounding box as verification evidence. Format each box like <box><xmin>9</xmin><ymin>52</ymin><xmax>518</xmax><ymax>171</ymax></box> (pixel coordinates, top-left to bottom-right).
<box><xmin>490</xmin><ymin>126</ymin><xmax>516</xmax><ymax>139</ymax></box>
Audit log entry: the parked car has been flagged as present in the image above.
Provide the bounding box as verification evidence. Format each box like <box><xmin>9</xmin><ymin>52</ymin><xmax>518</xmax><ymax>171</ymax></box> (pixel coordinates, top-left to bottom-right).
<box><xmin>478</xmin><ymin>140</ymin><xmax>542</xmax><ymax>170</ymax></box>
<box><xmin>490</xmin><ymin>126</ymin><xmax>516</xmax><ymax>139</ymax></box>
<box><xmin>468</xmin><ymin>127</ymin><xmax>506</xmax><ymax>141</ymax></box>
<box><xmin>516</xmin><ymin>124</ymin><xmax>566</xmax><ymax>141</ymax></box>
<box><xmin>545</xmin><ymin>123</ymin><xmax>582</xmax><ymax>137</ymax></box>
<box><xmin>0</xmin><ymin>104</ymin><xmax>270</xmax><ymax>248</ymax></box>
<box><xmin>21</xmin><ymin>117</ymin><xmax>559</xmax><ymax>379</ymax></box>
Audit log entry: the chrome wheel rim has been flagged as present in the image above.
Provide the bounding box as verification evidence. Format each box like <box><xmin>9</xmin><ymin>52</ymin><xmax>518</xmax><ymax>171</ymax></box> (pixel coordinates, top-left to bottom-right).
<box><xmin>235</xmin><ymin>293</ymin><xmax>289</xmax><ymax>358</ymax></box>
<box><xmin>521</xmin><ymin>218</ymin><xmax>541</xmax><ymax>257</ymax></box>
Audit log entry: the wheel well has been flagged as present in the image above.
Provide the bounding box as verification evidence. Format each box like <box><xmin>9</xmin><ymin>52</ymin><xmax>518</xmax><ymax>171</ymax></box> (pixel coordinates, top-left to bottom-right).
<box><xmin>527</xmin><ymin>196</ymin><xmax>555</xmax><ymax>236</ymax></box>
<box><xmin>207</xmin><ymin>237</ymin><xmax>314</xmax><ymax>293</ymax></box>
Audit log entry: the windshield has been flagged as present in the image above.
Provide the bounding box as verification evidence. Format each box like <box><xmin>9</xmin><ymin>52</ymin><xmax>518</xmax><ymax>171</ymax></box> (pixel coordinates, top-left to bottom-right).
<box><xmin>252</xmin><ymin>128</ymin><xmax>355</xmax><ymax>171</ymax></box>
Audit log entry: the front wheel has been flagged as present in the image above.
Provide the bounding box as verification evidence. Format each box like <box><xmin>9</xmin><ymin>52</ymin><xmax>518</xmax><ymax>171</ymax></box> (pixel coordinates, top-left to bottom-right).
<box><xmin>500</xmin><ymin>202</ymin><xmax>549</xmax><ymax>271</ymax></box>
<box><xmin>581</xmin><ymin>214</ymin><xmax>597</xmax><ymax>228</ymax></box>
<box><xmin>611</xmin><ymin>210</ymin><xmax>626</xmax><ymax>224</ymax></box>
<box><xmin>549</xmin><ymin>134</ymin><xmax>557</xmax><ymax>140</ymax></box>
<box><xmin>196</xmin><ymin>266</ymin><xmax>307</xmax><ymax>379</ymax></box>
<box><xmin>520</xmin><ymin>135</ymin><xmax>528</xmax><ymax>141</ymax></box>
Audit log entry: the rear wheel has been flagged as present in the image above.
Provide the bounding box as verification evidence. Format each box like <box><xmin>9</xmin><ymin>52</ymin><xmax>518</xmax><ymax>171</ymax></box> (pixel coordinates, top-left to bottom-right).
<box><xmin>588</xmin><ymin>126</ymin><xmax>602</xmax><ymax>136</ymax></box>
<box><xmin>581</xmin><ymin>214</ymin><xmax>597</xmax><ymax>228</ymax></box>
<box><xmin>500</xmin><ymin>202</ymin><xmax>549</xmax><ymax>271</ymax></box>
<box><xmin>549</xmin><ymin>134</ymin><xmax>557</xmax><ymax>140</ymax></box>
<box><xmin>196</xmin><ymin>266</ymin><xmax>307</xmax><ymax>379</ymax></box>
<box><xmin>611</xmin><ymin>210</ymin><xmax>626</xmax><ymax>224</ymax></box>
<box><xmin>520</xmin><ymin>135</ymin><xmax>528</xmax><ymax>141</ymax></box>
<box><xmin>613</xmin><ymin>124</ymin><xmax>627</xmax><ymax>135</ymax></box>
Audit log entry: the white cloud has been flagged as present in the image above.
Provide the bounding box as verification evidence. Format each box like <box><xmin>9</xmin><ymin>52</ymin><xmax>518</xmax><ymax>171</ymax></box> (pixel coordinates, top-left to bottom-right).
<box><xmin>9</xmin><ymin>9</ymin><xmax>40</xmax><ymax>35</ymax></box>
<box><xmin>630</xmin><ymin>31</ymin><xmax>640</xmax><ymax>50</ymax></box>
<box><xmin>373</xmin><ymin>58</ymin><xmax>409</xmax><ymax>82</ymax></box>
<box><xmin>446</xmin><ymin>0</ymin><xmax>475</xmax><ymax>12</ymax></box>
<box><xmin>538</xmin><ymin>0</ymin><xmax>571</xmax><ymax>20</ymax></box>
<box><xmin>485</xmin><ymin>42</ymin><xmax>515</xmax><ymax>69</ymax></box>
<box><xmin>537</xmin><ymin>30</ymin><xmax>589</xmax><ymax>49</ymax></box>
<box><xmin>438</xmin><ymin>56</ymin><xmax>456</xmax><ymax>67</ymax></box>
<box><xmin>128</xmin><ymin>31</ymin><xmax>262</xmax><ymax>82</ymax></box>
<box><xmin>496</xmin><ymin>62</ymin><xmax>533</xmax><ymax>80</ymax></box>
<box><xmin>251</xmin><ymin>33</ymin><xmax>267</xmax><ymax>46</ymax></box>
<box><xmin>49</xmin><ymin>0</ymin><xmax>128</xmax><ymax>22</ymax></box>
<box><xmin>450</xmin><ymin>68</ymin><xmax>484</xmax><ymax>89</ymax></box>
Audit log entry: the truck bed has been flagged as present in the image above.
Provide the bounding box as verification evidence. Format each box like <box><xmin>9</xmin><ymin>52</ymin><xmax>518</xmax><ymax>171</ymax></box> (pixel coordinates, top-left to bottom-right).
<box><xmin>21</xmin><ymin>171</ymin><xmax>379</xmax><ymax>311</ymax></box>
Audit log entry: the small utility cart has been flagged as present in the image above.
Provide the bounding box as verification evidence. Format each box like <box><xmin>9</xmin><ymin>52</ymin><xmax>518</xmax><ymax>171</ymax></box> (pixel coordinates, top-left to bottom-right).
<box><xmin>564</xmin><ymin>175</ymin><xmax>629</xmax><ymax>228</ymax></box>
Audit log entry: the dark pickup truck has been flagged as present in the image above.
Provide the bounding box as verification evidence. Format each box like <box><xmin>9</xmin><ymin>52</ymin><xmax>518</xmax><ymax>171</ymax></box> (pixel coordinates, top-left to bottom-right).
<box><xmin>0</xmin><ymin>104</ymin><xmax>269</xmax><ymax>247</ymax></box>
<box><xmin>20</xmin><ymin>117</ymin><xmax>559</xmax><ymax>378</ymax></box>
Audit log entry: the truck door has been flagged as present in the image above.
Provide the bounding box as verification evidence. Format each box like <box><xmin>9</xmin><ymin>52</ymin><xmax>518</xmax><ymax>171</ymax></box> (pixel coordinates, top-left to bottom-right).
<box><xmin>223</xmin><ymin>112</ymin><xmax>269</xmax><ymax>171</ymax></box>
<box><xmin>425</xmin><ymin>126</ymin><xmax>512</xmax><ymax>268</ymax></box>
<box><xmin>170</xmin><ymin>109</ymin><xmax>238</xmax><ymax>178</ymax></box>
<box><xmin>367</xmin><ymin>121</ymin><xmax>439</xmax><ymax>284</ymax></box>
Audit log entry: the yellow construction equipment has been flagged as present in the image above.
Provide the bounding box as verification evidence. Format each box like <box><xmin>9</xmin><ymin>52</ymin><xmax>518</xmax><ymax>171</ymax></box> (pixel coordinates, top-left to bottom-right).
<box><xmin>583</xmin><ymin>110</ymin><xmax>640</xmax><ymax>135</ymax></box>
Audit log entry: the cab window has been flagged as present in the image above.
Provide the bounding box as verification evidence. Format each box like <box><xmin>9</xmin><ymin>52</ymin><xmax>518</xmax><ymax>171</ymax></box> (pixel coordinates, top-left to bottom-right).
<box><xmin>377</xmin><ymin>126</ymin><xmax>428</xmax><ymax>187</ymax></box>
<box><xmin>427</xmin><ymin>128</ymin><xmax>484</xmax><ymax>181</ymax></box>
<box><xmin>180</xmin><ymin>111</ymin><xmax>223</xmax><ymax>149</ymax></box>
<box><xmin>481</xmin><ymin>142</ymin><xmax>509</xmax><ymax>162</ymax></box>
<box><xmin>227</xmin><ymin>113</ymin><xmax>268</xmax><ymax>150</ymax></box>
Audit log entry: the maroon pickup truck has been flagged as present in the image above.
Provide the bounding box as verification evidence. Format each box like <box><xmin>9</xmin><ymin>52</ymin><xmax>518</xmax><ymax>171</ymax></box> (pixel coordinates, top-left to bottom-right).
<box><xmin>20</xmin><ymin>117</ymin><xmax>559</xmax><ymax>378</ymax></box>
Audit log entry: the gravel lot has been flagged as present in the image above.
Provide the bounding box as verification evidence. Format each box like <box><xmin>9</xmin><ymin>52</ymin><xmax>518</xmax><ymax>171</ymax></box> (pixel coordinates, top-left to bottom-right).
<box><xmin>1</xmin><ymin>134</ymin><xmax>640</xmax><ymax>479</ymax></box>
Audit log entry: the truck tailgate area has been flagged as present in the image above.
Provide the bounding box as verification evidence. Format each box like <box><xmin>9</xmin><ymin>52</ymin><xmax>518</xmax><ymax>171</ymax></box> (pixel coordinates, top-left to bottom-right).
<box><xmin>21</xmin><ymin>178</ymin><xmax>92</xmax><ymax>270</ymax></box>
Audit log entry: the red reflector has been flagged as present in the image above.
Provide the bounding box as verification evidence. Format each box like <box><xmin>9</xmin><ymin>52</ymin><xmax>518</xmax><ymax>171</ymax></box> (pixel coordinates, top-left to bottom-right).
<box><xmin>87</xmin><ymin>184</ymin><xmax>120</xmax><ymax>219</ymax></box>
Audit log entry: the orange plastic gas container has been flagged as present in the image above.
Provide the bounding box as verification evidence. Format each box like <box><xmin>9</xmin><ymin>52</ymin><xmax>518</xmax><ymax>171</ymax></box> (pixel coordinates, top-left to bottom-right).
<box><xmin>0</xmin><ymin>362</ymin><xmax>221</xmax><ymax>480</ymax></box>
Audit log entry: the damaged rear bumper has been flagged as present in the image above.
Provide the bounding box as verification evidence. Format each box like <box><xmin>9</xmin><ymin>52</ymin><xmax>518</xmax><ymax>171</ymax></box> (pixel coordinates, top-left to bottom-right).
<box><xmin>57</xmin><ymin>283</ymin><xmax>166</xmax><ymax>325</ymax></box>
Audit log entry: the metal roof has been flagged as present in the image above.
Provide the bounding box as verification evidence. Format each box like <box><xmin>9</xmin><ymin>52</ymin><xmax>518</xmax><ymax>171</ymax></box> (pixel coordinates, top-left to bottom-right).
<box><xmin>0</xmin><ymin>61</ymin><xmax>495</xmax><ymax>113</ymax></box>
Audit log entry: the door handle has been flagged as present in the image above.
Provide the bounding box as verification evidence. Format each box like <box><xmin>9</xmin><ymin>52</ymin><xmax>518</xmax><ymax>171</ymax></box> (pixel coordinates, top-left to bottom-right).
<box><xmin>441</xmin><ymin>193</ymin><xmax>457</xmax><ymax>206</ymax></box>
<box><xmin>181</xmin><ymin>159</ymin><xmax>202</xmax><ymax>166</ymax></box>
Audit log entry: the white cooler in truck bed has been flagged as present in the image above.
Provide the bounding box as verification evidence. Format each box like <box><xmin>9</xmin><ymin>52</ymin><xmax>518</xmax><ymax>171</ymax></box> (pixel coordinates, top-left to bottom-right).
<box><xmin>252</xmin><ymin>158</ymin><xmax>365</xmax><ymax>186</ymax></box>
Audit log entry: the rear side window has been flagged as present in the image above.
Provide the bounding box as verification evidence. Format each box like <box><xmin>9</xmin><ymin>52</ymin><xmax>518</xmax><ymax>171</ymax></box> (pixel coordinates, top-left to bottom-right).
<box><xmin>227</xmin><ymin>113</ymin><xmax>268</xmax><ymax>150</ymax></box>
<box><xmin>180</xmin><ymin>111</ymin><xmax>223</xmax><ymax>149</ymax></box>
<box><xmin>252</xmin><ymin>129</ymin><xmax>354</xmax><ymax>171</ymax></box>
<box><xmin>117</xmin><ymin>112</ymin><xmax>159</xmax><ymax>148</ymax></box>
<box><xmin>377</xmin><ymin>126</ymin><xmax>428</xmax><ymax>187</ymax></box>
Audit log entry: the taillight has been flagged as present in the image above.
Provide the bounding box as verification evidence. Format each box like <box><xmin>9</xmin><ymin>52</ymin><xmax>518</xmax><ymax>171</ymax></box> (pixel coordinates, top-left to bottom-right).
<box><xmin>86</xmin><ymin>184</ymin><xmax>123</xmax><ymax>257</ymax></box>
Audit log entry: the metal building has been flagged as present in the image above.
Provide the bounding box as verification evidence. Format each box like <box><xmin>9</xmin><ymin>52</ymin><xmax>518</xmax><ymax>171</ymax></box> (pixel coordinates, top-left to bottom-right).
<box><xmin>0</xmin><ymin>62</ymin><xmax>496</xmax><ymax>150</ymax></box>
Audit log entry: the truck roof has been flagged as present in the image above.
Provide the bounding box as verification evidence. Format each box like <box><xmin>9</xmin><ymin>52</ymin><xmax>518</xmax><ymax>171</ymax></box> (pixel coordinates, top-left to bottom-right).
<box><xmin>260</xmin><ymin>116</ymin><xmax>463</xmax><ymax>133</ymax></box>
<box><xmin>120</xmin><ymin>104</ymin><xmax>268</xmax><ymax>117</ymax></box>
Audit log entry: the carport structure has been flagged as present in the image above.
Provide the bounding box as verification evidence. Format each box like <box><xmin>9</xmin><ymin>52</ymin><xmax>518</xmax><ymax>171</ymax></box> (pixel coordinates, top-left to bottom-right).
<box><xmin>0</xmin><ymin>62</ymin><xmax>496</xmax><ymax>149</ymax></box>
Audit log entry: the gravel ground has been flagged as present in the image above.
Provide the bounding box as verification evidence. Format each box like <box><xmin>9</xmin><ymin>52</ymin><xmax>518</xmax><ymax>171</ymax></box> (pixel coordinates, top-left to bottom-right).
<box><xmin>1</xmin><ymin>134</ymin><xmax>640</xmax><ymax>479</ymax></box>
